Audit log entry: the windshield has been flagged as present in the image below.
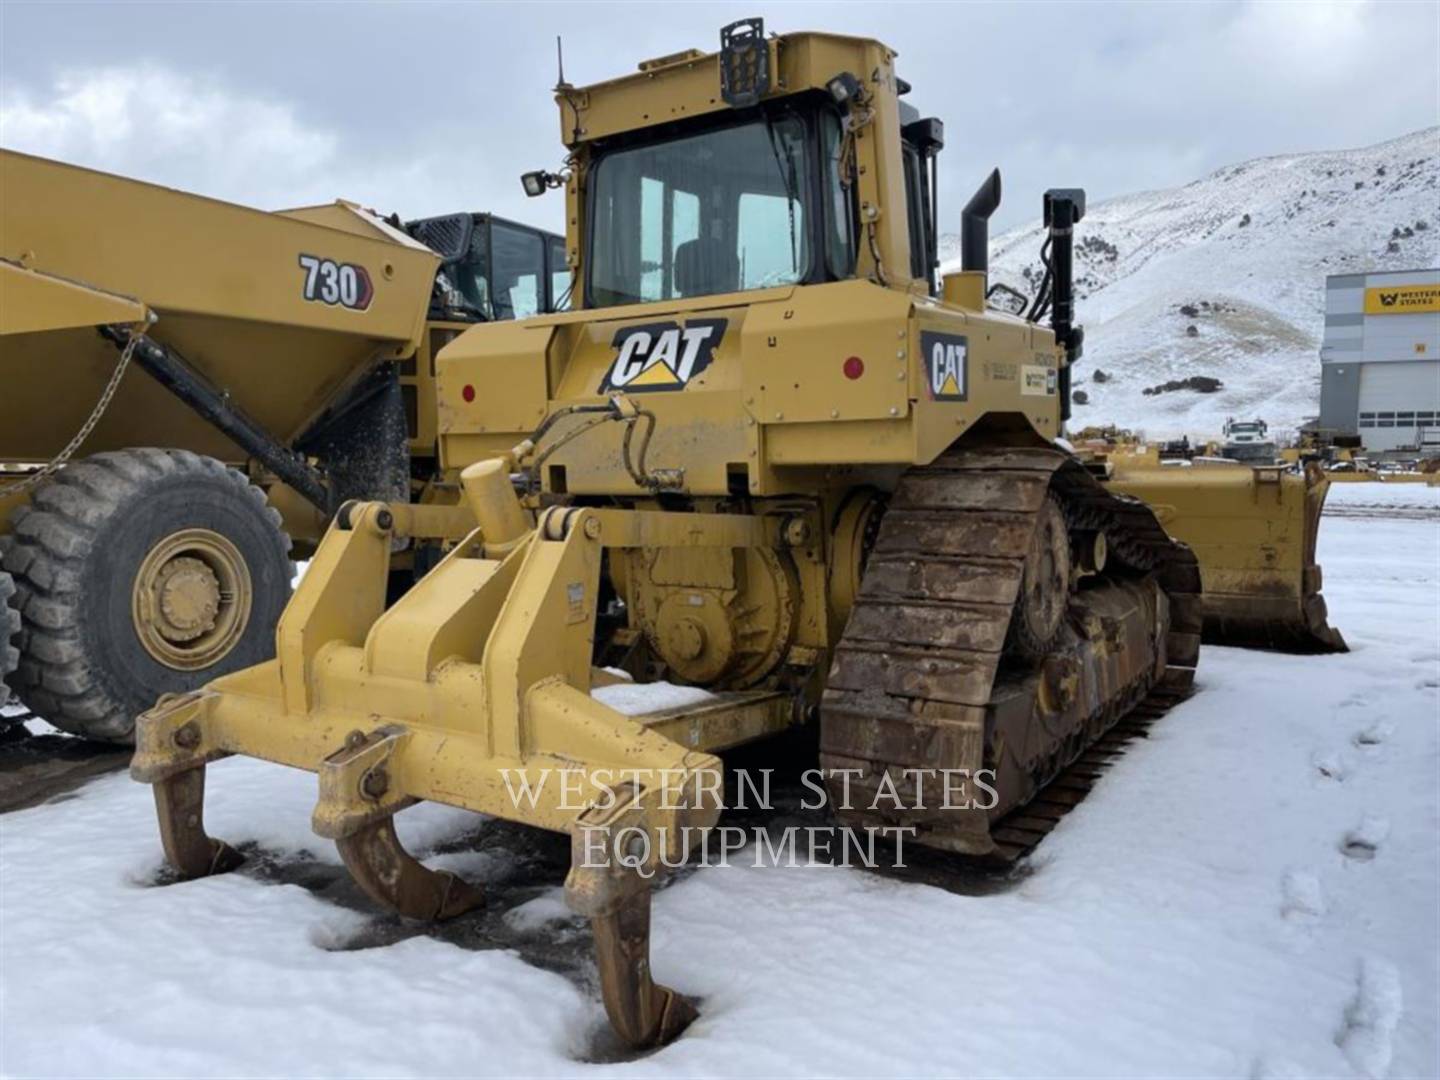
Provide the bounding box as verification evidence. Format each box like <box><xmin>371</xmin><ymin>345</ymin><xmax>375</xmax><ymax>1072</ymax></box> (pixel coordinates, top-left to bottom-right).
<box><xmin>490</xmin><ymin>221</ymin><xmax>544</xmax><ymax>320</ymax></box>
<box><xmin>587</xmin><ymin>113</ymin><xmax>812</xmax><ymax>307</ymax></box>
<box><xmin>443</xmin><ymin>228</ymin><xmax>491</xmax><ymax>319</ymax></box>
<box><xmin>432</xmin><ymin>219</ymin><xmax>556</xmax><ymax>322</ymax></box>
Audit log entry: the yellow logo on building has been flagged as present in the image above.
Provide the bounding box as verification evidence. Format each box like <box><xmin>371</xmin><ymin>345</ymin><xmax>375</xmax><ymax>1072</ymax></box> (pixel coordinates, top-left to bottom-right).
<box><xmin>1364</xmin><ymin>284</ymin><xmax>1440</xmax><ymax>315</ymax></box>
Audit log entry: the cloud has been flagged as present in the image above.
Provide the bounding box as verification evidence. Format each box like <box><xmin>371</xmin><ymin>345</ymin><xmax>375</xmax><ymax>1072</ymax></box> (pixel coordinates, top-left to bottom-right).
<box><xmin>1</xmin><ymin>66</ymin><xmax>340</xmax><ymax>209</ymax></box>
<box><xmin>2</xmin><ymin>1</ymin><xmax>1433</xmax><ymax>238</ymax></box>
<box><xmin>0</xmin><ymin>62</ymin><xmax>565</xmax><ymax>232</ymax></box>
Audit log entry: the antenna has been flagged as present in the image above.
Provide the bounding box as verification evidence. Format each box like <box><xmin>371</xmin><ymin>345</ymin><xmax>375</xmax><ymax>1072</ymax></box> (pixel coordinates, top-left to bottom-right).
<box><xmin>556</xmin><ymin>35</ymin><xmax>569</xmax><ymax>90</ymax></box>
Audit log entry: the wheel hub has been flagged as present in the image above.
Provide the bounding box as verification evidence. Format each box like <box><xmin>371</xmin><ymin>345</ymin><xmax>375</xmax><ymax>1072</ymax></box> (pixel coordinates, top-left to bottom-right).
<box><xmin>133</xmin><ymin>529</ymin><xmax>253</xmax><ymax>671</ymax></box>
<box><xmin>154</xmin><ymin>557</ymin><xmax>221</xmax><ymax>641</ymax></box>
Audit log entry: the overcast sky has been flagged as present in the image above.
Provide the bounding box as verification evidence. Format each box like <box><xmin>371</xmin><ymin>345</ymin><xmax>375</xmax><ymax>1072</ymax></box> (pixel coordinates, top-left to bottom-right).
<box><xmin>1</xmin><ymin>1</ymin><xmax>1436</xmax><ymax>234</ymax></box>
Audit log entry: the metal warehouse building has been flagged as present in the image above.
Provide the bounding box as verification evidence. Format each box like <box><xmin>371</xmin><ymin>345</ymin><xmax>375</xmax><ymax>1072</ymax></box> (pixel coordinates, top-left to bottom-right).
<box><xmin>1319</xmin><ymin>268</ymin><xmax>1440</xmax><ymax>453</ymax></box>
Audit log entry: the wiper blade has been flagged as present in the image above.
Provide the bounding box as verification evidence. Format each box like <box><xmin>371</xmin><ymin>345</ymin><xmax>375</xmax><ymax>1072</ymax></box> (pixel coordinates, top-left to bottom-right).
<box><xmin>763</xmin><ymin>112</ymin><xmax>801</xmax><ymax>275</ymax></box>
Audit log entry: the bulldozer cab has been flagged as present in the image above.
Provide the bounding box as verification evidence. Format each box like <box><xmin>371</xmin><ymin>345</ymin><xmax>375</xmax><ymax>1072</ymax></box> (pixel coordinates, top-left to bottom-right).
<box><xmin>579</xmin><ymin>78</ymin><xmax>941</xmax><ymax>308</ymax></box>
<box><xmin>442</xmin><ymin>24</ymin><xmax>1068</xmax><ymax>485</ymax></box>
<box><xmin>566</xmin><ymin>30</ymin><xmax>943</xmax><ymax>311</ymax></box>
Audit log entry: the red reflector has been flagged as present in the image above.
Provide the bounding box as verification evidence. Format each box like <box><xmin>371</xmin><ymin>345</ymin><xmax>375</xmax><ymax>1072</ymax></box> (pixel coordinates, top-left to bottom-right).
<box><xmin>461</xmin><ymin>384</ymin><xmax>476</xmax><ymax>403</ymax></box>
<box><xmin>843</xmin><ymin>356</ymin><xmax>864</xmax><ymax>380</ymax></box>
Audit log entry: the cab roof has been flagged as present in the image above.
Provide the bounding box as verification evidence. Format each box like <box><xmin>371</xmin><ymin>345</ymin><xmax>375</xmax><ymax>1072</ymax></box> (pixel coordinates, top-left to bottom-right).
<box><xmin>558</xmin><ymin>29</ymin><xmax>897</xmax><ymax>147</ymax></box>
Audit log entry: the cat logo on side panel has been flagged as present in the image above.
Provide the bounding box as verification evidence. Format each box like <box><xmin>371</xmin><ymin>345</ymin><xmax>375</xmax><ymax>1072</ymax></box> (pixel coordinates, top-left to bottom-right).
<box><xmin>921</xmin><ymin>331</ymin><xmax>968</xmax><ymax>401</ymax></box>
<box><xmin>598</xmin><ymin>318</ymin><xmax>727</xmax><ymax>393</ymax></box>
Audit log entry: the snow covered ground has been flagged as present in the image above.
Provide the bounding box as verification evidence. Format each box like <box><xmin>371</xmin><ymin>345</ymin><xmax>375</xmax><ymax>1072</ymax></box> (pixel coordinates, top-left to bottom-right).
<box><xmin>1</xmin><ymin>485</ymin><xmax>1436</xmax><ymax>1078</ymax></box>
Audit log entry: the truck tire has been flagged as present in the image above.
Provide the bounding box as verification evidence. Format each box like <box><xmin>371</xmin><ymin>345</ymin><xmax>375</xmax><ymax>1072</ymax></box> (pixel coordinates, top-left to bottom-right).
<box><xmin>0</xmin><ymin>449</ymin><xmax>292</xmax><ymax>743</ymax></box>
<box><xmin>1</xmin><ymin>570</ymin><xmax>19</xmax><ymax>708</ymax></box>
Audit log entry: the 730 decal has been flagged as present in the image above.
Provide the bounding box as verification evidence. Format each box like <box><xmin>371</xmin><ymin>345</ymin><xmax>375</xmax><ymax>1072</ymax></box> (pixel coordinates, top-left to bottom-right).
<box><xmin>298</xmin><ymin>254</ymin><xmax>373</xmax><ymax>311</ymax></box>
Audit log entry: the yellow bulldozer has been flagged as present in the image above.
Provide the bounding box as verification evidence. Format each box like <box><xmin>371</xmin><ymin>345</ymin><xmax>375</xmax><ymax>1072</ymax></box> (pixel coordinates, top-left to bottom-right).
<box><xmin>128</xmin><ymin>21</ymin><xmax>1338</xmax><ymax>1048</ymax></box>
<box><xmin>0</xmin><ymin>149</ymin><xmax>568</xmax><ymax>737</ymax></box>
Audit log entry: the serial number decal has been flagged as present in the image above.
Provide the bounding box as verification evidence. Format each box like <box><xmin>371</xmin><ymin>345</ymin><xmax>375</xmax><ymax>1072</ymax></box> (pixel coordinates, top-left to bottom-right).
<box><xmin>298</xmin><ymin>254</ymin><xmax>374</xmax><ymax>311</ymax></box>
<box><xmin>598</xmin><ymin>318</ymin><xmax>727</xmax><ymax>393</ymax></box>
<box><xmin>1020</xmin><ymin>364</ymin><xmax>1058</xmax><ymax>396</ymax></box>
<box><xmin>921</xmin><ymin>331</ymin><xmax>968</xmax><ymax>401</ymax></box>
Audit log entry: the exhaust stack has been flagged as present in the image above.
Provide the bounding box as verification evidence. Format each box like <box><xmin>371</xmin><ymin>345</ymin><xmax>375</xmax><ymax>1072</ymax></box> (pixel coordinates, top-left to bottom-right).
<box><xmin>961</xmin><ymin>168</ymin><xmax>1002</xmax><ymax>274</ymax></box>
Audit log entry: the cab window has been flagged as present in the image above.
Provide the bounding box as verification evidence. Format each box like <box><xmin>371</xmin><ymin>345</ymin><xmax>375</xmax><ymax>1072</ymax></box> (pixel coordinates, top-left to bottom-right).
<box><xmin>547</xmin><ymin>236</ymin><xmax>572</xmax><ymax>311</ymax></box>
<box><xmin>491</xmin><ymin>222</ymin><xmax>543</xmax><ymax>319</ymax></box>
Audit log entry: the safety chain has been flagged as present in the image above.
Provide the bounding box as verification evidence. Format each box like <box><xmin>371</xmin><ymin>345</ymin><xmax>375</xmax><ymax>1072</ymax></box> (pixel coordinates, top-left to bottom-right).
<box><xmin>0</xmin><ymin>328</ymin><xmax>141</xmax><ymax>498</ymax></box>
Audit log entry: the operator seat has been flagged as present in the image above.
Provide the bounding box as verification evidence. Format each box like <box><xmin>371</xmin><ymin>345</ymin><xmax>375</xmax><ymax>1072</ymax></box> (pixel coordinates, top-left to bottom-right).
<box><xmin>673</xmin><ymin>238</ymin><xmax>739</xmax><ymax>298</ymax></box>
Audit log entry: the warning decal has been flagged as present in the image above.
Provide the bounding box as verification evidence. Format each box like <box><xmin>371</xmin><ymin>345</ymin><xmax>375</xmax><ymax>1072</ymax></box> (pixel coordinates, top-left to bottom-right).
<box><xmin>1020</xmin><ymin>364</ymin><xmax>1058</xmax><ymax>396</ymax></box>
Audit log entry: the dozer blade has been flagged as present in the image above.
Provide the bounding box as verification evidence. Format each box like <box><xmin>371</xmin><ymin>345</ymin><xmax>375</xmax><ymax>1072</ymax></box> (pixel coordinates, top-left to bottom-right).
<box><xmin>1107</xmin><ymin>461</ymin><xmax>1346</xmax><ymax>653</ymax></box>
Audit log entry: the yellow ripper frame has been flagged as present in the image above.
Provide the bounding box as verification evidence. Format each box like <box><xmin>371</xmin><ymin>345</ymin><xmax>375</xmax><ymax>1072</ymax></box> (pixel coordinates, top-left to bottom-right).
<box><xmin>131</xmin><ymin>463</ymin><xmax>797</xmax><ymax>1046</ymax></box>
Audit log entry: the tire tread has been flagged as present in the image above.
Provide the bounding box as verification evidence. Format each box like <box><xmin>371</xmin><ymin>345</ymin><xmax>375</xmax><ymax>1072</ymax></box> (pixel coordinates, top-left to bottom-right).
<box><xmin>0</xmin><ymin>449</ymin><xmax>293</xmax><ymax>742</ymax></box>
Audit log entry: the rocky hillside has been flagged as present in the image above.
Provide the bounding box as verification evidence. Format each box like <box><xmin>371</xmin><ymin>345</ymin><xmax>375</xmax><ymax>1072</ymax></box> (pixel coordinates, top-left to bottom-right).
<box><xmin>940</xmin><ymin>127</ymin><xmax>1439</xmax><ymax>439</ymax></box>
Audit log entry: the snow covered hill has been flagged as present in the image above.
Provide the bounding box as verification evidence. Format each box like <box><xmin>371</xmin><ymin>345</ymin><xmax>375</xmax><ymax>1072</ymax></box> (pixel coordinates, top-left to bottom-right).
<box><xmin>941</xmin><ymin>127</ymin><xmax>1440</xmax><ymax>439</ymax></box>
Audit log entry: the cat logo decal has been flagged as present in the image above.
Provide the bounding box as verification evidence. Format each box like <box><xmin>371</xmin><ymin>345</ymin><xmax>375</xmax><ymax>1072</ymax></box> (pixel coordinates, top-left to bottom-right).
<box><xmin>921</xmin><ymin>331</ymin><xmax>968</xmax><ymax>401</ymax></box>
<box><xmin>599</xmin><ymin>319</ymin><xmax>727</xmax><ymax>393</ymax></box>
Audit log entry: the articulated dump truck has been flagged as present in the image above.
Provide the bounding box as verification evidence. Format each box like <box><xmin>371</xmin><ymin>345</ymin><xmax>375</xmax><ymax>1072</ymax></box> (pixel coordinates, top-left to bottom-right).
<box><xmin>128</xmin><ymin>22</ymin><xmax>1335</xmax><ymax>1047</ymax></box>
<box><xmin>0</xmin><ymin>148</ymin><xmax>567</xmax><ymax>735</ymax></box>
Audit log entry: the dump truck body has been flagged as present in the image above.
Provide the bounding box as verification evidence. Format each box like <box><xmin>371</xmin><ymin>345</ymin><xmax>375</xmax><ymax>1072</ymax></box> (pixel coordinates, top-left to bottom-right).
<box><xmin>0</xmin><ymin>151</ymin><xmax>566</xmax><ymax>741</ymax></box>
<box><xmin>0</xmin><ymin>149</ymin><xmax>439</xmax><ymax>465</ymax></box>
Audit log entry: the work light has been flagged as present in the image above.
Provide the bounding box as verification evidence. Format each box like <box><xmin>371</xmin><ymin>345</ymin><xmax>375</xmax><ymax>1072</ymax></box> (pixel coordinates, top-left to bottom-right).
<box><xmin>827</xmin><ymin>71</ymin><xmax>862</xmax><ymax>105</ymax></box>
